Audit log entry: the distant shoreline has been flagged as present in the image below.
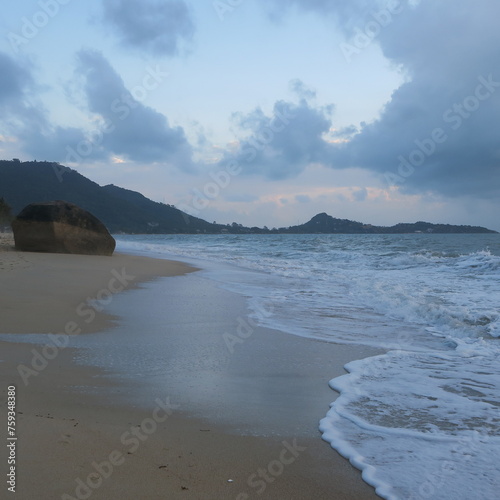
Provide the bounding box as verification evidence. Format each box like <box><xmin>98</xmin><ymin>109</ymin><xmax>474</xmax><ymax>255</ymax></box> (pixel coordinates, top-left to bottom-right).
<box><xmin>2</xmin><ymin>161</ymin><xmax>497</xmax><ymax>234</ymax></box>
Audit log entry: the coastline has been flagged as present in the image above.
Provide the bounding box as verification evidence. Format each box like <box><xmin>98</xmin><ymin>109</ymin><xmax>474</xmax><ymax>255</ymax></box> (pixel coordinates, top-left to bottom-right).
<box><xmin>0</xmin><ymin>238</ymin><xmax>196</xmax><ymax>334</ymax></box>
<box><xmin>0</xmin><ymin>243</ymin><xmax>380</xmax><ymax>499</ymax></box>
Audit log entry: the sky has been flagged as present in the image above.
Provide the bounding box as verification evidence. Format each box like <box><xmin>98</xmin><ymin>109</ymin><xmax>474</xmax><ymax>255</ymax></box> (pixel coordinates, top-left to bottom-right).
<box><xmin>1</xmin><ymin>0</ymin><xmax>499</xmax><ymax>231</ymax></box>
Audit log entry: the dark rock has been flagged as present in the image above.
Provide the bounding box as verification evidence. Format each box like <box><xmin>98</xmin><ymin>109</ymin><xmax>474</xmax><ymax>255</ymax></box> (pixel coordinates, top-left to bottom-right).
<box><xmin>12</xmin><ymin>201</ymin><xmax>115</xmax><ymax>256</ymax></box>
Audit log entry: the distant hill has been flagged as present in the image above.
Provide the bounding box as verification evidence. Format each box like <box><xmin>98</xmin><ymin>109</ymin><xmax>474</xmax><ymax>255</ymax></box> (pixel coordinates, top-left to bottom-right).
<box><xmin>0</xmin><ymin>160</ymin><xmax>497</xmax><ymax>234</ymax></box>
<box><xmin>0</xmin><ymin>160</ymin><xmax>220</xmax><ymax>233</ymax></box>
<box><xmin>281</xmin><ymin>212</ymin><xmax>497</xmax><ymax>234</ymax></box>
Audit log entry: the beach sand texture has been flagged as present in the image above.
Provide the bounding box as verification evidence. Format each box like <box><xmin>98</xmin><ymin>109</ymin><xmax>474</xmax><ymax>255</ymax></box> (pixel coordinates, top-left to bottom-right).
<box><xmin>0</xmin><ymin>242</ymin><xmax>379</xmax><ymax>499</ymax></box>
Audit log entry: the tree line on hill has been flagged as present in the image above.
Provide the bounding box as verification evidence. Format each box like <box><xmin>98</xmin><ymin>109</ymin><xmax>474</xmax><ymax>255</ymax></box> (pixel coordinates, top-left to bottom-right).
<box><xmin>0</xmin><ymin>160</ymin><xmax>497</xmax><ymax>234</ymax></box>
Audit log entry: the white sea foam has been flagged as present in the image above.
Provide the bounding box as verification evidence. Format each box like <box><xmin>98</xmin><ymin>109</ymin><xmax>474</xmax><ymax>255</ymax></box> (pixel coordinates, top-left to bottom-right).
<box><xmin>115</xmin><ymin>233</ymin><xmax>500</xmax><ymax>499</ymax></box>
<box><xmin>320</xmin><ymin>350</ymin><xmax>500</xmax><ymax>500</ymax></box>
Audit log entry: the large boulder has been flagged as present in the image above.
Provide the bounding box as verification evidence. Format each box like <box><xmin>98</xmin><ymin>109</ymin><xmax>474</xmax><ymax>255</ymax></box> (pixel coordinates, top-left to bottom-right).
<box><xmin>12</xmin><ymin>201</ymin><xmax>116</xmax><ymax>256</ymax></box>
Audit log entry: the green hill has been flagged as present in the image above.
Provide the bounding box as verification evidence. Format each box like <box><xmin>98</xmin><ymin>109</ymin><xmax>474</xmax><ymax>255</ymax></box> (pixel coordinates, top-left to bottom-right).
<box><xmin>282</xmin><ymin>212</ymin><xmax>496</xmax><ymax>234</ymax></box>
<box><xmin>0</xmin><ymin>160</ymin><xmax>496</xmax><ymax>234</ymax></box>
<box><xmin>0</xmin><ymin>160</ymin><xmax>219</xmax><ymax>233</ymax></box>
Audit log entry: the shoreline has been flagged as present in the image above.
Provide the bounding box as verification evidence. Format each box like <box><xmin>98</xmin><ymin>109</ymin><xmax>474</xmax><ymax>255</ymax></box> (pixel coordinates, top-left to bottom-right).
<box><xmin>0</xmin><ymin>246</ymin><xmax>381</xmax><ymax>499</ymax></box>
<box><xmin>0</xmin><ymin>242</ymin><xmax>196</xmax><ymax>334</ymax></box>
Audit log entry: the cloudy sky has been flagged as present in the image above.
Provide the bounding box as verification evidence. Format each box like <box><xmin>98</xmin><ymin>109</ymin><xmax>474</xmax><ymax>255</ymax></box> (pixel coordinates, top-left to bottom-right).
<box><xmin>1</xmin><ymin>0</ymin><xmax>499</xmax><ymax>230</ymax></box>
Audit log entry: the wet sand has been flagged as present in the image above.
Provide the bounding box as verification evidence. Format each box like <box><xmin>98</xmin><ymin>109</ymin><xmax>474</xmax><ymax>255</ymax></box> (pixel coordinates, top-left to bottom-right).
<box><xmin>0</xmin><ymin>243</ymin><xmax>381</xmax><ymax>499</ymax></box>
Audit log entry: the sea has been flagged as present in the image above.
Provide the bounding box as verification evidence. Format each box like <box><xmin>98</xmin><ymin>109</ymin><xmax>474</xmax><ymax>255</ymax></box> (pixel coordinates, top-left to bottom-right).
<box><xmin>113</xmin><ymin>232</ymin><xmax>500</xmax><ymax>500</ymax></box>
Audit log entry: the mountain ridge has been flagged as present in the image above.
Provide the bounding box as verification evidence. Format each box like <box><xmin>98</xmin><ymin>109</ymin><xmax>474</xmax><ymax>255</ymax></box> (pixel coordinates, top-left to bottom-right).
<box><xmin>0</xmin><ymin>160</ymin><xmax>497</xmax><ymax>234</ymax></box>
<box><xmin>281</xmin><ymin>212</ymin><xmax>497</xmax><ymax>234</ymax></box>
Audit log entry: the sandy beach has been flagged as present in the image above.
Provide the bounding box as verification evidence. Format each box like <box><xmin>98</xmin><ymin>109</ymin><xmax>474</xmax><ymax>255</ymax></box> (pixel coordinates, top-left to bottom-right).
<box><xmin>0</xmin><ymin>237</ymin><xmax>380</xmax><ymax>499</ymax></box>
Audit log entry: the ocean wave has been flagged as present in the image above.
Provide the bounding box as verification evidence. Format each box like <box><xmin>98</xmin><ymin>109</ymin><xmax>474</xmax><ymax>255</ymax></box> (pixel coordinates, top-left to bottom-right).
<box><xmin>115</xmin><ymin>233</ymin><xmax>500</xmax><ymax>500</ymax></box>
<box><xmin>321</xmin><ymin>349</ymin><xmax>500</xmax><ymax>500</ymax></box>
